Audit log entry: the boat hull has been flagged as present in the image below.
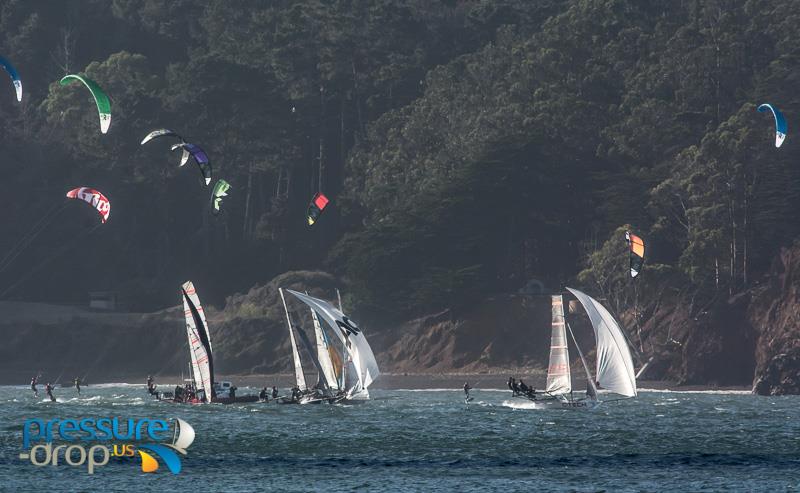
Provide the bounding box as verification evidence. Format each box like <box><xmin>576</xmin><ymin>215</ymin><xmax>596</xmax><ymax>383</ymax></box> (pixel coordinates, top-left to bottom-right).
<box><xmin>503</xmin><ymin>394</ymin><xmax>600</xmax><ymax>410</ymax></box>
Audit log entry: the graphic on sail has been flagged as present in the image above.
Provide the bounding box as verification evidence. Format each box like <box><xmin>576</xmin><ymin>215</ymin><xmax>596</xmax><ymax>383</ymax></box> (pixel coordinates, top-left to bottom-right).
<box><xmin>545</xmin><ymin>295</ymin><xmax>572</xmax><ymax>394</ymax></box>
<box><xmin>285</xmin><ymin>289</ymin><xmax>380</xmax><ymax>393</ymax></box>
<box><xmin>181</xmin><ymin>281</ymin><xmax>214</xmax><ymax>402</ymax></box>
<box><xmin>566</xmin><ymin>287</ymin><xmax>637</xmax><ymax>398</ymax></box>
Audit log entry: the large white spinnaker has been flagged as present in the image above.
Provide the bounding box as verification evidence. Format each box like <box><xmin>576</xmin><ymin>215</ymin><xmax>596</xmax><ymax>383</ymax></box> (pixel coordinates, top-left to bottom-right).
<box><xmin>181</xmin><ymin>281</ymin><xmax>214</xmax><ymax>402</ymax></box>
<box><xmin>545</xmin><ymin>295</ymin><xmax>571</xmax><ymax>395</ymax></box>
<box><xmin>279</xmin><ymin>288</ymin><xmax>307</xmax><ymax>391</ymax></box>
<box><xmin>312</xmin><ymin>307</ymin><xmax>341</xmax><ymax>391</ymax></box>
<box><xmin>566</xmin><ymin>287</ymin><xmax>637</xmax><ymax>398</ymax></box>
<box><xmin>171</xmin><ymin>418</ymin><xmax>195</xmax><ymax>453</ymax></box>
<box><xmin>285</xmin><ymin>289</ymin><xmax>380</xmax><ymax>392</ymax></box>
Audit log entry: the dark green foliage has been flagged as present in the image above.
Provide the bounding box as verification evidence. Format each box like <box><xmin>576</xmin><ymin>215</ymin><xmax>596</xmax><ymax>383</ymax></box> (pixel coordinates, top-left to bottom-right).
<box><xmin>0</xmin><ymin>0</ymin><xmax>798</xmax><ymax>324</ymax></box>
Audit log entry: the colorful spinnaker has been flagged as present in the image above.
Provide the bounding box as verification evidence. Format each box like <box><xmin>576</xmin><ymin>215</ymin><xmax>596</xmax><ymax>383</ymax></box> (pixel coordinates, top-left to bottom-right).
<box><xmin>60</xmin><ymin>74</ymin><xmax>111</xmax><ymax>134</ymax></box>
<box><xmin>66</xmin><ymin>187</ymin><xmax>111</xmax><ymax>223</ymax></box>
<box><xmin>307</xmin><ymin>192</ymin><xmax>329</xmax><ymax>226</ymax></box>
<box><xmin>171</xmin><ymin>143</ymin><xmax>211</xmax><ymax>185</ymax></box>
<box><xmin>0</xmin><ymin>56</ymin><xmax>22</xmax><ymax>101</ymax></box>
<box><xmin>211</xmin><ymin>179</ymin><xmax>230</xmax><ymax>214</ymax></box>
<box><xmin>625</xmin><ymin>231</ymin><xmax>645</xmax><ymax>278</ymax></box>
<box><xmin>757</xmin><ymin>103</ymin><xmax>787</xmax><ymax>148</ymax></box>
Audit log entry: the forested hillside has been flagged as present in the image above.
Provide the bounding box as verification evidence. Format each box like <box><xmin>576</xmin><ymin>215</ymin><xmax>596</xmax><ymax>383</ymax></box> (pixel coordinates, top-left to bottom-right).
<box><xmin>1</xmin><ymin>0</ymin><xmax>799</xmax><ymax>364</ymax></box>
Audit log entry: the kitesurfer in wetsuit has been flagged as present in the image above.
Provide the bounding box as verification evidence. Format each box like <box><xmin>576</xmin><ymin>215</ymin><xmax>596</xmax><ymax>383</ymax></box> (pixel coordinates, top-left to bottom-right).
<box><xmin>463</xmin><ymin>382</ymin><xmax>472</xmax><ymax>401</ymax></box>
<box><xmin>45</xmin><ymin>382</ymin><xmax>55</xmax><ymax>402</ymax></box>
<box><xmin>272</xmin><ymin>386</ymin><xmax>279</xmax><ymax>399</ymax></box>
<box><xmin>30</xmin><ymin>375</ymin><xmax>39</xmax><ymax>397</ymax></box>
<box><xmin>74</xmin><ymin>377</ymin><xmax>81</xmax><ymax>395</ymax></box>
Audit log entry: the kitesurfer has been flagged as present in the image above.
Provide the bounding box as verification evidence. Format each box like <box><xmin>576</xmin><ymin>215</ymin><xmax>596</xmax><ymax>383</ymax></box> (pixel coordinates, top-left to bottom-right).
<box><xmin>272</xmin><ymin>386</ymin><xmax>279</xmax><ymax>399</ymax></box>
<box><xmin>74</xmin><ymin>377</ymin><xmax>81</xmax><ymax>395</ymax></box>
<box><xmin>45</xmin><ymin>382</ymin><xmax>55</xmax><ymax>402</ymax></box>
<box><xmin>30</xmin><ymin>375</ymin><xmax>39</xmax><ymax>397</ymax></box>
<box><xmin>463</xmin><ymin>382</ymin><xmax>472</xmax><ymax>400</ymax></box>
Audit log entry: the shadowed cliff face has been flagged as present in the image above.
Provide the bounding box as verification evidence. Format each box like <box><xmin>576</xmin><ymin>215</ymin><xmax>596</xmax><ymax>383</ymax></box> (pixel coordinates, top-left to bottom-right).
<box><xmin>1</xmin><ymin>260</ymin><xmax>799</xmax><ymax>392</ymax></box>
<box><xmin>751</xmin><ymin>246</ymin><xmax>800</xmax><ymax>395</ymax></box>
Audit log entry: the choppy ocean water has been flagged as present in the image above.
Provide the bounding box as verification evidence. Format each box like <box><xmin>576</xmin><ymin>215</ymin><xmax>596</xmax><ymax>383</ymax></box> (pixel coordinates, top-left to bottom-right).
<box><xmin>0</xmin><ymin>384</ymin><xmax>798</xmax><ymax>492</ymax></box>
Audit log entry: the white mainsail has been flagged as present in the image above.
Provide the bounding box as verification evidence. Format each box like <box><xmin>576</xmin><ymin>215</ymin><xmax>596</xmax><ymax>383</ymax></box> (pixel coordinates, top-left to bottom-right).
<box><xmin>181</xmin><ymin>281</ymin><xmax>214</xmax><ymax>402</ymax></box>
<box><xmin>285</xmin><ymin>289</ymin><xmax>380</xmax><ymax>392</ymax></box>
<box><xmin>312</xmin><ymin>307</ymin><xmax>341</xmax><ymax>391</ymax></box>
<box><xmin>545</xmin><ymin>295</ymin><xmax>571</xmax><ymax>394</ymax></box>
<box><xmin>279</xmin><ymin>288</ymin><xmax>307</xmax><ymax>391</ymax></box>
<box><xmin>566</xmin><ymin>287</ymin><xmax>637</xmax><ymax>398</ymax></box>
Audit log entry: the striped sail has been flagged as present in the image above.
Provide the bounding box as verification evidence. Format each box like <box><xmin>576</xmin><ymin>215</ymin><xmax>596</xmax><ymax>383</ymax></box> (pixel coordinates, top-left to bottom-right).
<box><xmin>545</xmin><ymin>295</ymin><xmax>572</xmax><ymax>394</ymax></box>
<box><xmin>181</xmin><ymin>281</ymin><xmax>213</xmax><ymax>402</ymax></box>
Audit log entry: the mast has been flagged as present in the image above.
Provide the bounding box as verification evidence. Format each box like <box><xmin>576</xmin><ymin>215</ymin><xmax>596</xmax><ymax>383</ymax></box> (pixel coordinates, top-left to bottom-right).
<box><xmin>295</xmin><ymin>322</ymin><xmax>333</xmax><ymax>391</ymax></box>
<box><xmin>310</xmin><ymin>302</ymin><xmax>341</xmax><ymax>391</ymax></box>
<box><xmin>279</xmin><ymin>288</ymin><xmax>307</xmax><ymax>391</ymax></box>
<box><xmin>567</xmin><ymin>322</ymin><xmax>597</xmax><ymax>400</ymax></box>
<box><xmin>337</xmin><ymin>288</ymin><xmax>348</xmax><ymax>390</ymax></box>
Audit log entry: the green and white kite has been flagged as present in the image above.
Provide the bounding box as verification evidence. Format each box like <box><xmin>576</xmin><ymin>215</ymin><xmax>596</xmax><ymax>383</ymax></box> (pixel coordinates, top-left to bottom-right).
<box><xmin>211</xmin><ymin>179</ymin><xmax>231</xmax><ymax>214</ymax></box>
<box><xmin>60</xmin><ymin>74</ymin><xmax>111</xmax><ymax>134</ymax></box>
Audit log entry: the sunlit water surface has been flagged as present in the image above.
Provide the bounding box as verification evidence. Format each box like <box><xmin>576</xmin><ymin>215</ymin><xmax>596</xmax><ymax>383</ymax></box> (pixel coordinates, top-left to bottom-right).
<box><xmin>0</xmin><ymin>385</ymin><xmax>798</xmax><ymax>492</ymax></box>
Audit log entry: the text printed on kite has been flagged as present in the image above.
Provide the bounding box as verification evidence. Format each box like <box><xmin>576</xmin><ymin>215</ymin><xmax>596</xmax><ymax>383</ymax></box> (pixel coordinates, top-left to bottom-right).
<box><xmin>59</xmin><ymin>74</ymin><xmax>112</xmax><ymax>134</ymax></box>
<box><xmin>66</xmin><ymin>187</ymin><xmax>111</xmax><ymax>223</ymax></box>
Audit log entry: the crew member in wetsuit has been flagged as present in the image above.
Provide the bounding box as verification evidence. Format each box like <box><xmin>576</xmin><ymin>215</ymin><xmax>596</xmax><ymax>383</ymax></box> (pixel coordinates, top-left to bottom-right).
<box><xmin>272</xmin><ymin>386</ymin><xmax>279</xmax><ymax>399</ymax></box>
<box><xmin>45</xmin><ymin>382</ymin><xmax>55</xmax><ymax>402</ymax></box>
<box><xmin>74</xmin><ymin>377</ymin><xmax>81</xmax><ymax>395</ymax></box>
<box><xmin>463</xmin><ymin>382</ymin><xmax>472</xmax><ymax>400</ymax></box>
<box><xmin>229</xmin><ymin>385</ymin><xmax>237</xmax><ymax>401</ymax></box>
<box><xmin>511</xmin><ymin>379</ymin><xmax>520</xmax><ymax>394</ymax></box>
<box><xmin>507</xmin><ymin>377</ymin><xmax>514</xmax><ymax>392</ymax></box>
<box><xmin>519</xmin><ymin>380</ymin><xmax>529</xmax><ymax>393</ymax></box>
<box><xmin>259</xmin><ymin>387</ymin><xmax>268</xmax><ymax>401</ymax></box>
<box><xmin>31</xmin><ymin>375</ymin><xmax>39</xmax><ymax>397</ymax></box>
<box><xmin>146</xmin><ymin>375</ymin><xmax>156</xmax><ymax>395</ymax></box>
